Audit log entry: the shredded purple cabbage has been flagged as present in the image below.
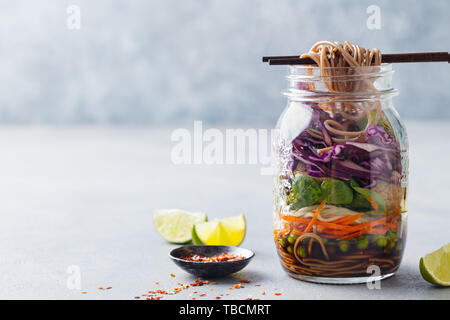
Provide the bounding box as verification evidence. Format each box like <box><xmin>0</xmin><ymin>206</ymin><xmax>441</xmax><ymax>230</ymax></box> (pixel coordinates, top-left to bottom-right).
<box><xmin>289</xmin><ymin>111</ymin><xmax>401</xmax><ymax>187</ymax></box>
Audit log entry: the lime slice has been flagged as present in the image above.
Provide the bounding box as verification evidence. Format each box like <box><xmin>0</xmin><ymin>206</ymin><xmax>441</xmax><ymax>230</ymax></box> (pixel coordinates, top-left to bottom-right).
<box><xmin>420</xmin><ymin>243</ymin><xmax>450</xmax><ymax>286</ymax></box>
<box><xmin>153</xmin><ymin>209</ymin><xmax>207</xmax><ymax>244</ymax></box>
<box><xmin>192</xmin><ymin>214</ymin><xmax>246</xmax><ymax>246</ymax></box>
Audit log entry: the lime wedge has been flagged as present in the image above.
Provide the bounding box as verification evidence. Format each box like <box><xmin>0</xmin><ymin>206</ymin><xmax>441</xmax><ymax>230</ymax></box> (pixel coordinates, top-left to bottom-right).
<box><xmin>420</xmin><ymin>243</ymin><xmax>450</xmax><ymax>286</ymax></box>
<box><xmin>192</xmin><ymin>214</ymin><xmax>246</xmax><ymax>246</ymax></box>
<box><xmin>153</xmin><ymin>209</ymin><xmax>207</xmax><ymax>244</ymax></box>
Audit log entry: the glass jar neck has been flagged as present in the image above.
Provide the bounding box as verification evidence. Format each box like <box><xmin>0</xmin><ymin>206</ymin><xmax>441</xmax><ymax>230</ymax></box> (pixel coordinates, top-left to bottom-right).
<box><xmin>283</xmin><ymin>63</ymin><xmax>397</xmax><ymax>102</ymax></box>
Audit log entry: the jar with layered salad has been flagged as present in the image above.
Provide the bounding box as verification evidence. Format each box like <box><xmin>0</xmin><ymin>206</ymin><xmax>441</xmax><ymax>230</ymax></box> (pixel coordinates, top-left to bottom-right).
<box><xmin>273</xmin><ymin>64</ymin><xmax>408</xmax><ymax>284</ymax></box>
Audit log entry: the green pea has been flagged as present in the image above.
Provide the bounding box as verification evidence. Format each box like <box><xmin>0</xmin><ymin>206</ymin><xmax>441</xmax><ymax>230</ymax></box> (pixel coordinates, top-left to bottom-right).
<box><xmin>287</xmin><ymin>233</ymin><xmax>299</xmax><ymax>245</ymax></box>
<box><xmin>375</xmin><ymin>236</ymin><xmax>388</xmax><ymax>248</ymax></box>
<box><xmin>387</xmin><ymin>232</ymin><xmax>398</xmax><ymax>242</ymax></box>
<box><xmin>387</xmin><ymin>239</ymin><xmax>396</xmax><ymax>250</ymax></box>
<box><xmin>338</xmin><ymin>240</ymin><xmax>350</xmax><ymax>253</ymax></box>
<box><xmin>278</xmin><ymin>237</ymin><xmax>287</xmax><ymax>248</ymax></box>
<box><xmin>296</xmin><ymin>246</ymin><xmax>307</xmax><ymax>258</ymax></box>
<box><xmin>287</xmin><ymin>246</ymin><xmax>293</xmax><ymax>254</ymax></box>
<box><xmin>356</xmin><ymin>237</ymin><xmax>369</xmax><ymax>250</ymax></box>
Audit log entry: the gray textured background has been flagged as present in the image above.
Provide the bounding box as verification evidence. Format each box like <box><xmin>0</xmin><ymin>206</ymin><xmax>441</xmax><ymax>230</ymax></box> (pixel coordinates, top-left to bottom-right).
<box><xmin>0</xmin><ymin>0</ymin><xmax>449</xmax><ymax>125</ymax></box>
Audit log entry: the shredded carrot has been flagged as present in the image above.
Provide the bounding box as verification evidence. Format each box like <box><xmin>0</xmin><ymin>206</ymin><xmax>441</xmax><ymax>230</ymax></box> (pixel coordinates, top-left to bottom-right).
<box><xmin>279</xmin><ymin>215</ymin><xmax>311</xmax><ymax>224</ymax></box>
<box><xmin>291</xmin><ymin>228</ymin><xmax>305</xmax><ymax>235</ymax></box>
<box><xmin>279</xmin><ymin>206</ymin><xmax>400</xmax><ymax>241</ymax></box>
<box><xmin>277</xmin><ymin>226</ymin><xmax>291</xmax><ymax>239</ymax></box>
<box><xmin>304</xmin><ymin>199</ymin><xmax>327</xmax><ymax>232</ymax></box>
<box><xmin>337</xmin><ymin>231</ymin><xmax>362</xmax><ymax>240</ymax></box>
<box><xmin>317</xmin><ymin>146</ymin><xmax>333</xmax><ymax>155</ymax></box>
<box><xmin>317</xmin><ymin>221</ymin><xmax>361</xmax><ymax>231</ymax></box>
<box><xmin>365</xmin><ymin>194</ymin><xmax>379</xmax><ymax>211</ymax></box>
<box><xmin>331</xmin><ymin>214</ymin><xmax>362</xmax><ymax>225</ymax></box>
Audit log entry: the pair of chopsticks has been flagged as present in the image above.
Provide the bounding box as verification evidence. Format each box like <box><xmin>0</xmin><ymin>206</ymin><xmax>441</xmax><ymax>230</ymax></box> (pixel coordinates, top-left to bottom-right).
<box><xmin>262</xmin><ymin>52</ymin><xmax>450</xmax><ymax>65</ymax></box>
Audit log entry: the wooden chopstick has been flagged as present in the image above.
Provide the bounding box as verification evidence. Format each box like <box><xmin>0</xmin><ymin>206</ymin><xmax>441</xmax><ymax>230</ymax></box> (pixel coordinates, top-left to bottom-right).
<box><xmin>262</xmin><ymin>52</ymin><xmax>450</xmax><ymax>65</ymax></box>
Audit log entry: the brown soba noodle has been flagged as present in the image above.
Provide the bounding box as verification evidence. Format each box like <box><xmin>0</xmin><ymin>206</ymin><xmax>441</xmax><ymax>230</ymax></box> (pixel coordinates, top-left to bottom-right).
<box><xmin>300</xmin><ymin>41</ymin><xmax>383</xmax><ymax>145</ymax></box>
<box><xmin>277</xmin><ymin>233</ymin><xmax>399</xmax><ymax>277</ymax></box>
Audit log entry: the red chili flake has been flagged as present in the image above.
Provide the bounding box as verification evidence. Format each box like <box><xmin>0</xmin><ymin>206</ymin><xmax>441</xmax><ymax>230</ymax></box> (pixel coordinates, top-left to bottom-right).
<box><xmin>240</xmin><ymin>280</ymin><xmax>250</xmax><ymax>283</ymax></box>
<box><xmin>191</xmin><ymin>297</ymin><xmax>196</xmax><ymax>300</ymax></box>
<box><xmin>262</xmin><ymin>291</ymin><xmax>266</xmax><ymax>295</ymax></box>
<box><xmin>134</xmin><ymin>296</ymin><xmax>140</xmax><ymax>299</ymax></box>
<box><xmin>182</xmin><ymin>252</ymin><xmax>245</xmax><ymax>262</ymax></box>
<box><xmin>234</xmin><ymin>283</ymin><xmax>242</xmax><ymax>289</ymax></box>
<box><xmin>275</xmin><ymin>293</ymin><xmax>282</xmax><ymax>296</ymax></box>
<box><xmin>170</xmin><ymin>274</ymin><xmax>176</xmax><ymax>277</ymax></box>
<box><xmin>199</xmin><ymin>294</ymin><xmax>206</xmax><ymax>297</ymax></box>
<box><xmin>106</xmin><ymin>286</ymin><xmax>112</xmax><ymax>290</ymax></box>
<box><xmin>215</xmin><ymin>296</ymin><xmax>221</xmax><ymax>299</ymax></box>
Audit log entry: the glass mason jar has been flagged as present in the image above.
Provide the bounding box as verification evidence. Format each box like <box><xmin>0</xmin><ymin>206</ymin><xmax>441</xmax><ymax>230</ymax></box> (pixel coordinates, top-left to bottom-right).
<box><xmin>273</xmin><ymin>64</ymin><xmax>408</xmax><ymax>284</ymax></box>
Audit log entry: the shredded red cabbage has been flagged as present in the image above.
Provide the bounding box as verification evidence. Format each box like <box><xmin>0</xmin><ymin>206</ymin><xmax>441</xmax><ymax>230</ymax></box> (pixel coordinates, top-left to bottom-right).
<box><xmin>290</xmin><ymin>110</ymin><xmax>401</xmax><ymax>188</ymax></box>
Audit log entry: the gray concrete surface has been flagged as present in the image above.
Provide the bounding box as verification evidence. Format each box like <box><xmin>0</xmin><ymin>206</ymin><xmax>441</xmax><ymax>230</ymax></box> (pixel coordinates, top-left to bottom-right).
<box><xmin>0</xmin><ymin>121</ymin><xmax>449</xmax><ymax>299</ymax></box>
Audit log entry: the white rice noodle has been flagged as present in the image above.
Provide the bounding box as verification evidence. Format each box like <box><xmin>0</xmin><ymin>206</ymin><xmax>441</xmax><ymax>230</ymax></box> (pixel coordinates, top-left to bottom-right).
<box><xmin>288</xmin><ymin>204</ymin><xmax>372</xmax><ymax>223</ymax></box>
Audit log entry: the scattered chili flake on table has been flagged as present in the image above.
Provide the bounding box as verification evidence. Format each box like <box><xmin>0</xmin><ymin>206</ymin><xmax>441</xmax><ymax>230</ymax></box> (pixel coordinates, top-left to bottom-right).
<box><xmin>275</xmin><ymin>293</ymin><xmax>282</xmax><ymax>296</ymax></box>
<box><xmin>170</xmin><ymin>273</ymin><xmax>176</xmax><ymax>277</ymax></box>
<box><xmin>182</xmin><ymin>252</ymin><xmax>245</xmax><ymax>262</ymax></box>
<box><xmin>106</xmin><ymin>286</ymin><xmax>112</xmax><ymax>290</ymax></box>
<box><xmin>132</xmin><ymin>277</ymin><xmax>265</xmax><ymax>301</ymax></box>
<box><xmin>81</xmin><ymin>291</ymin><xmax>87</xmax><ymax>294</ymax></box>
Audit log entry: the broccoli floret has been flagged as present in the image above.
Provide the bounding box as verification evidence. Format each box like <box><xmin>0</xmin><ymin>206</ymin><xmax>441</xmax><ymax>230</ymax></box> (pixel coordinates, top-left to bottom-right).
<box><xmin>287</xmin><ymin>174</ymin><xmax>323</xmax><ymax>210</ymax></box>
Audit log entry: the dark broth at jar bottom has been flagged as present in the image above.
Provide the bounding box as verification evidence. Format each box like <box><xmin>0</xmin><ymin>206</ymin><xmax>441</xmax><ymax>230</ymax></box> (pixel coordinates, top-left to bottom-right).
<box><xmin>275</xmin><ymin>226</ymin><xmax>406</xmax><ymax>278</ymax></box>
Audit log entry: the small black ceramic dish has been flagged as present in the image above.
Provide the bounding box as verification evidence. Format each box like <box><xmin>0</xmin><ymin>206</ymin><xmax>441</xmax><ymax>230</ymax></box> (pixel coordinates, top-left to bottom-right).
<box><xmin>169</xmin><ymin>245</ymin><xmax>255</xmax><ymax>278</ymax></box>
